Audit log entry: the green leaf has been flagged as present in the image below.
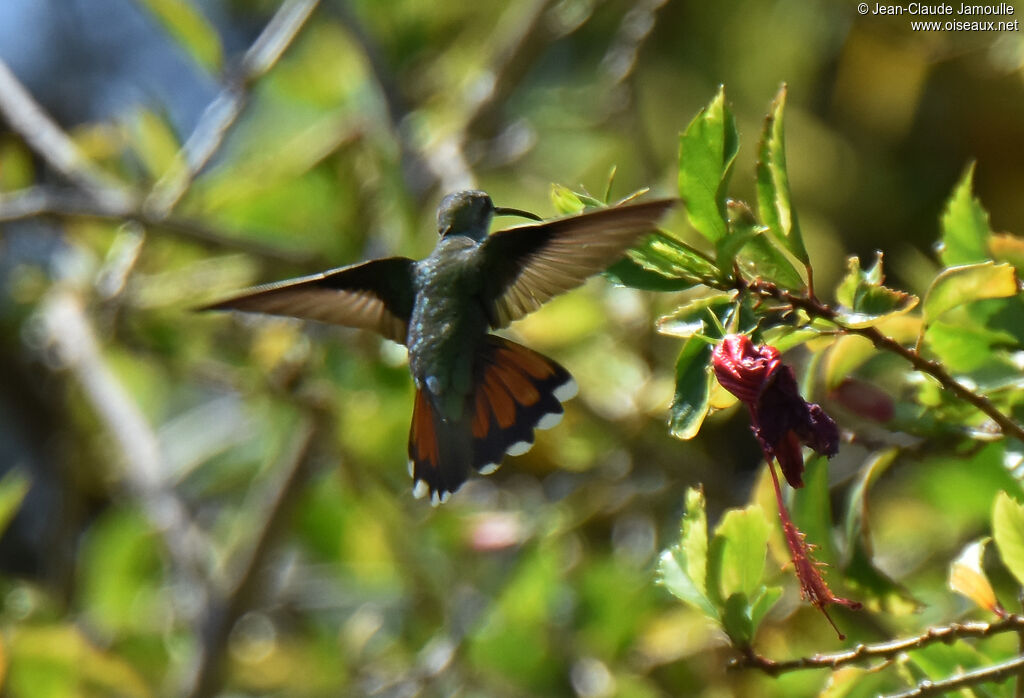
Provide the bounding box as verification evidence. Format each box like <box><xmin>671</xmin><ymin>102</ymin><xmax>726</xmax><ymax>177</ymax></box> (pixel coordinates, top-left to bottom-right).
<box><xmin>681</xmin><ymin>486</ymin><xmax>709</xmax><ymax>595</ymax></box>
<box><xmin>136</xmin><ymin>0</ymin><xmax>223</xmax><ymax>73</ymax></box>
<box><xmin>125</xmin><ymin>109</ymin><xmax>183</xmax><ymax>181</ymax></box>
<box><xmin>657</xmin><ymin>487</ymin><xmax>719</xmax><ymax>620</ymax></box>
<box><xmin>668</xmin><ymin>337</ymin><xmax>714</xmax><ymax>440</ymax></box>
<box><xmin>756</xmin><ymin>85</ymin><xmax>808</xmax><ymax>265</ymax></box>
<box><xmin>550</xmin><ymin>184</ymin><xmax>587</xmax><ymax>215</ymax></box>
<box><xmin>604</xmin><ymin>257</ymin><xmax>700</xmax><ymax>292</ymax></box>
<box><xmin>657</xmin><ymin>293</ymin><xmax>734</xmax><ymax>339</ymax></box>
<box><xmin>938</xmin><ymin>163</ymin><xmax>991</xmax><ymax>266</ymax></box>
<box><xmin>710</xmin><ymin>505</ymin><xmax>770</xmax><ymax>600</ymax></box>
<box><xmin>0</xmin><ymin>468</ymin><xmax>30</xmax><ymax>536</ymax></box>
<box><xmin>924</xmin><ymin>320</ymin><xmax>1016</xmax><ymax>373</ymax></box>
<box><xmin>737</xmin><ymin>234</ymin><xmax>806</xmax><ymax>290</ymax></box>
<box><xmin>678</xmin><ymin>86</ymin><xmax>738</xmax><ymax>243</ymax></box>
<box><xmin>922</xmin><ymin>261</ymin><xmax>1018</xmax><ymax>326</ymax></box>
<box><xmin>749</xmin><ymin>585</ymin><xmax>783</xmax><ymax>633</ymax></box>
<box><xmin>720</xmin><ymin>593</ymin><xmax>753</xmax><ymax>646</ymax></box>
<box><xmin>823</xmin><ymin>334</ymin><xmax>876</xmax><ymax>391</ymax></box>
<box><xmin>791</xmin><ymin>455</ymin><xmax>838</xmax><ymax>567</ymax></box>
<box><xmin>833</xmin><ymin>253</ymin><xmax>918</xmax><ymax>328</ymax></box>
<box><xmin>993</xmin><ymin>491</ymin><xmax>1024</xmax><ymax>588</ymax></box>
<box><xmin>626</xmin><ymin>232</ymin><xmax>721</xmax><ymax>284</ymax></box>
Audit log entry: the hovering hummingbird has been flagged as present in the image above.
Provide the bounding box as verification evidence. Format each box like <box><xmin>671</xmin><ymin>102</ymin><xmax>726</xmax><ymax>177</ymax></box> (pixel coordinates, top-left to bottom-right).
<box><xmin>205</xmin><ymin>191</ymin><xmax>674</xmax><ymax>504</ymax></box>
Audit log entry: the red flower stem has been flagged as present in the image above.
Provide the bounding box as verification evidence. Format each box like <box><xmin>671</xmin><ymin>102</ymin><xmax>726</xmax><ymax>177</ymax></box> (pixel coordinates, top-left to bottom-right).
<box><xmin>760</xmin><ymin>441</ymin><xmax>857</xmax><ymax>639</ymax></box>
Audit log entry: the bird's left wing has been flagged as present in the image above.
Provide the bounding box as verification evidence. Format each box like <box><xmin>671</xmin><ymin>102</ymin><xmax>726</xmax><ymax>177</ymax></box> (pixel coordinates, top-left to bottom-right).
<box><xmin>479</xmin><ymin>198</ymin><xmax>676</xmax><ymax>328</ymax></box>
<box><xmin>201</xmin><ymin>256</ymin><xmax>418</xmax><ymax>345</ymax></box>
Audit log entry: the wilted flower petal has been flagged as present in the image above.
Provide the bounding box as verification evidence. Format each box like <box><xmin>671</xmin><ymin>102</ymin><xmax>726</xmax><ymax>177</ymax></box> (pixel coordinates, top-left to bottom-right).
<box><xmin>712</xmin><ymin>334</ymin><xmax>839</xmax><ymax>488</ymax></box>
<box><xmin>713</xmin><ymin>334</ymin><xmax>857</xmax><ymax>636</ymax></box>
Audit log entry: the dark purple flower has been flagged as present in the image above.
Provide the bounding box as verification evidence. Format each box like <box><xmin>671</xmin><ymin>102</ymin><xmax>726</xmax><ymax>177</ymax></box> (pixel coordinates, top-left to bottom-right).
<box><xmin>712</xmin><ymin>335</ymin><xmax>839</xmax><ymax>488</ymax></box>
<box><xmin>713</xmin><ymin>335</ymin><xmax>858</xmax><ymax>637</ymax></box>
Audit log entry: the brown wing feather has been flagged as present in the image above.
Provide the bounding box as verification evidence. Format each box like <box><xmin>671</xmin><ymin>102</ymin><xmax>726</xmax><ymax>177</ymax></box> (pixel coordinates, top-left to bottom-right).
<box><xmin>201</xmin><ymin>257</ymin><xmax>417</xmax><ymax>345</ymax></box>
<box><xmin>480</xmin><ymin>198</ymin><xmax>676</xmax><ymax>327</ymax></box>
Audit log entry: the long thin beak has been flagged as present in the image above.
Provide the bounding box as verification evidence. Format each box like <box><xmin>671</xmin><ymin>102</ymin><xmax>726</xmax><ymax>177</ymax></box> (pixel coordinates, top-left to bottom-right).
<box><xmin>494</xmin><ymin>206</ymin><xmax>543</xmax><ymax>222</ymax></box>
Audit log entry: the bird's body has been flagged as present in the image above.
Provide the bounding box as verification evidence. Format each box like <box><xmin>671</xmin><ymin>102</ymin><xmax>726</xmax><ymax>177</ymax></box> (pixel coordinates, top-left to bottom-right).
<box><xmin>205</xmin><ymin>190</ymin><xmax>674</xmax><ymax>503</ymax></box>
<box><xmin>408</xmin><ymin>233</ymin><xmax>487</xmax><ymax>421</ymax></box>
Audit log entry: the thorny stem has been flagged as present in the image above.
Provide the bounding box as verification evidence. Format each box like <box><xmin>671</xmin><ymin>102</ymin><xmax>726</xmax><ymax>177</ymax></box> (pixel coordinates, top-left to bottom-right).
<box><xmin>761</xmin><ymin>445</ymin><xmax>859</xmax><ymax>639</ymax></box>
<box><xmin>736</xmin><ymin>277</ymin><xmax>1024</xmax><ymax>444</ymax></box>
<box><xmin>734</xmin><ymin>615</ymin><xmax>1024</xmax><ymax>676</ymax></box>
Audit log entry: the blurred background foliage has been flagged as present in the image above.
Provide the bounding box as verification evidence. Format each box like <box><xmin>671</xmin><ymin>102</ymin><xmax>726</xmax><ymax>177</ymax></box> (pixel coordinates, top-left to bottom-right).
<box><xmin>0</xmin><ymin>0</ymin><xmax>1022</xmax><ymax>696</ymax></box>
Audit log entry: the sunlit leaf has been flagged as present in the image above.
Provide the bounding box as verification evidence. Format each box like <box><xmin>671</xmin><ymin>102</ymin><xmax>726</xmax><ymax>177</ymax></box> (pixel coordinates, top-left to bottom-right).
<box><xmin>937</xmin><ymin>162</ymin><xmax>991</xmax><ymax>266</ymax></box>
<box><xmin>550</xmin><ymin>184</ymin><xmax>586</xmax><ymax>215</ymax></box>
<box><xmin>922</xmin><ymin>261</ymin><xmax>1018</xmax><ymax>325</ymax></box>
<box><xmin>656</xmin><ymin>293</ymin><xmax>734</xmax><ymax>339</ymax></box>
<box><xmin>833</xmin><ymin>253</ymin><xmax>918</xmax><ymax>328</ymax></box>
<box><xmin>681</xmin><ymin>486</ymin><xmax>709</xmax><ymax>596</ymax></box>
<box><xmin>993</xmin><ymin>491</ymin><xmax>1024</xmax><ymax>588</ymax></box>
<box><xmin>135</xmin><ymin>0</ymin><xmax>223</xmax><ymax>73</ymax></box>
<box><xmin>604</xmin><ymin>257</ymin><xmax>700</xmax><ymax>292</ymax></box>
<box><xmin>678</xmin><ymin>86</ymin><xmax>738</xmax><ymax>243</ymax></box>
<box><xmin>949</xmin><ymin>538</ymin><xmax>1001</xmax><ymax>615</ymax></box>
<box><xmin>756</xmin><ymin>85</ymin><xmax>808</xmax><ymax>265</ymax></box>
<box><xmin>989</xmin><ymin>232</ymin><xmax>1024</xmax><ymax>273</ymax></box>
<box><xmin>668</xmin><ymin>337</ymin><xmax>714</xmax><ymax>440</ymax></box>
<box><xmin>657</xmin><ymin>488</ymin><xmax>719</xmax><ymax>620</ymax></box>
<box><xmin>626</xmin><ymin>233</ymin><xmax>721</xmax><ymax>285</ymax></box>
<box><xmin>710</xmin><ymin>505</ymin><xmax>770</xmax><ymax>601</ymax></box>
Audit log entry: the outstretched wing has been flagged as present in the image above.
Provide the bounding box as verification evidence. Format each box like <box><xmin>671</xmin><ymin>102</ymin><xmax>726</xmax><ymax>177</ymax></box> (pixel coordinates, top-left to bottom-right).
<box><xmin>202</xmin><ymin>257</ymin><xmax>418</xmax><ymax>345</ymax></box>
<box><xmin>479</xmin><ymin>198</ymin><xmax>676</xmax><ymax>327</ymax></box>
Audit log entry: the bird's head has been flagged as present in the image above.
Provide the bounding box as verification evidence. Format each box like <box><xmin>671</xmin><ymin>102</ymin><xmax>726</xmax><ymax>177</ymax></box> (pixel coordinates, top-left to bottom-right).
<box><xmin>437</xmin><ymin>190</ymin><xmax>541</xmax><ymax>241</ymax></box>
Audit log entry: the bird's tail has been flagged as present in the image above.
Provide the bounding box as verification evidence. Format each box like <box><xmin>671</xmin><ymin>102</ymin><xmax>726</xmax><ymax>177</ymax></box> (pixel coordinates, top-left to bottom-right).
<box><xmin>408</xmin><ymin>336</ymin><xmax>577</xmax><ymax>504</ymax></box>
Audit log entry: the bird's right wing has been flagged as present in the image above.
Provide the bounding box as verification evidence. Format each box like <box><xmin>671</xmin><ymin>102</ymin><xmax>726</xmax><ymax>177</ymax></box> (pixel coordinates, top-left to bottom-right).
<box><xmin>478</xmin><ymin>198</ymin><xmax>676</xmax><ymax>328</ymax></box>
<box><xmin>201</xmin><ymin>257</ymin><xmax>418</xmax><ymax>345</ymax></box>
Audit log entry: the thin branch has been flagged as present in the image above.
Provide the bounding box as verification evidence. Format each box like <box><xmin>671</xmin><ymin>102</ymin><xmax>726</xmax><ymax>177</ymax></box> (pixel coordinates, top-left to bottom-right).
<box><xmin>182</xmin><ymin>410</ymin><xmax>322</xmax><ymax>698</ymax></box>
<box><xmin>0</xmin><ymin>186</ymin><xmax>323</xmax><ymax>266</ymax></box>
<box><xmin>734</xmin><ymin>615</ymin><xmax>1024</xmax><ymax>676</ymax></box>
<box><xmin>0</xmin><ymin>58</ymin><xmax>134</xmax><ymax>208</ymax></box>
<box><xmin>331</xmin><ymin>0</ymin><xmax>578</xmax><ymax>196</ymax></box>
<box><xmin>884</xmin><ymin>654</ymin><xmax>1024</xmax><ymax>698</ymax></box>
<box><xmin>144</xmin><ymin>0</ymin><xmax>321</xmax><ymax>217</ymax></box>
<box><xmin>39</xmin><ymin>289</ymin><xmax>210</xmax><ymax>612</ymax></box>
<box><xmin>742</xmin><ymin>279</ymin><xmax>1024</xmax><ymax>443</ymax></box>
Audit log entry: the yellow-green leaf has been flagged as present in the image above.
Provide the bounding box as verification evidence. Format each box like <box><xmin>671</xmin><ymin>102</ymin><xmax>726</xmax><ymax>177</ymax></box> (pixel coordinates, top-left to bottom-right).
<box><xmin>949</xmin><ymin>538</ymin><xmax>1000</xmax><ymax>614</ymax></box>
<box><xmin>993</xmin><ymin>491</ymin><xmax>1024</xmax><ymax>588</ymax></box>
<box><xmin>678</xmin><ymin>86</ymin><xmax>738</xmax><ymax>243</ymax></box>
<box><xmin>922</xmin><ymin>261</ymin><xmax>1018</xmax><ymax>325</ymax></box>
<box><xmin>136</xmin><ymin>0</ymin><xmax>223</xmax><ymax>73</ymax></box>
<box><xmin>937</xmin><ymin>162</ymin><xmax>991</xmax><ymax>266</ymax></box>
<box><xmin>756</xmin><ymin>85</ymin><xmax>808</xmax><ymax>265</ymax></box>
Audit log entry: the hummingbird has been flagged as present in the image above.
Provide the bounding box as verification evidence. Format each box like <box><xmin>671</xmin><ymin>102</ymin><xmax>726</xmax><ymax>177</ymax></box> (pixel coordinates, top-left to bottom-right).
<box><xmin>204</xmin><ymin>191</ymin><xmax>674</xmax><ymax>504</ymax></box>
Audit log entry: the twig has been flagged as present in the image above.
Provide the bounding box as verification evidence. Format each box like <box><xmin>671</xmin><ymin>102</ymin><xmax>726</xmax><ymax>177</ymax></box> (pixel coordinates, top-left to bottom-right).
<box><xmin>331</xmin><ymin>0</ymin><xmax>578</xmax><ymax>196</ymax></box>
<box><xmin>39</xmin><ymin>289</ymin><xmax>210</xmax><ymax>610</ymax></box>
<box><xmin>182</xmin><ymin>410</ymin><xmax>322</xmax><ymax>698</ymax></box>
<box><xmin>0</xmin><ymin>186</ymin><xmax>322</xmax><ymax>266</ymax></box>
<box><xmin>883</xmin><ymin>654</ymin><xmax>1024</xmax><ymax>698</ymax></box>
<box><xmin>0</xmin><ymin>58</ymin><xmax>134</xmax><ymax>209</ymax></box>
<box><xmin>742</xmin><ymin>279</ymin><xmax>1024</xmax><ymax>443</ymax></box>
<box><xmin>734</xmin><ymin>615</ymin><xmax>1024</xmax><ymax>676</ymax></box>
<box><xmin>144</xmin><ymin>0</ymin><xmax>321</xmax><ymax>217</ymax></box>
